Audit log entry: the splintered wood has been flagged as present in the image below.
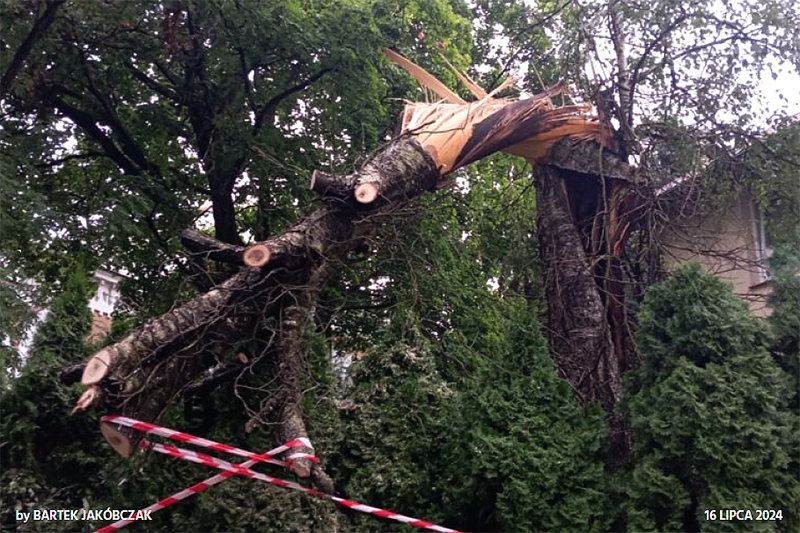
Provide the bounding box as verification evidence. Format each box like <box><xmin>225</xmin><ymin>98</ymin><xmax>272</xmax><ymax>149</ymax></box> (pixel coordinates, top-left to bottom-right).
<box><xmin>385</xmin><ymin>49</ymin><xmax>611</xmax><ymax>174</ymax></box>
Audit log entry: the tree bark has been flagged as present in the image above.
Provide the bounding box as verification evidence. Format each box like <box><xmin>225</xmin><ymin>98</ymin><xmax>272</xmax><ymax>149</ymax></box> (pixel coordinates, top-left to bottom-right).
<box><xmin>181</xmin><ymin>229</ymin><xmax>245</xmax><ymax>265</ymax></box>
<box><xmin>1</xmin><ymin>0</ymin><xmax>65</xmax><ymax>96</ymax></box>
<box><xmin>273</xmin><ymin>261</ymin><xmax>337</xmax><ymax>483</ymax></box>
<box><xmin>607</xmin><ymin>0</ymin><xmax>636</xmax><ymax>156</ymax></box>
<box><xmin>535</xmin><ymin>142</ymin><xmax>639</xmax><ymax>467</ymax></box>
<box><xmin>76</xmin><ymin>137</ymin><xmax>439</xmax><ymax>489</ymax></box>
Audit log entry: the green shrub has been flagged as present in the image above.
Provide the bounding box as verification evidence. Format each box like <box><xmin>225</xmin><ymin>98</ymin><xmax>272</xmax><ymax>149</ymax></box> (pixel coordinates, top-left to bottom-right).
<box><xmin>623</xmin><ymin>263</ymin><xmax>799</xmax><ymax>532</ymax></box>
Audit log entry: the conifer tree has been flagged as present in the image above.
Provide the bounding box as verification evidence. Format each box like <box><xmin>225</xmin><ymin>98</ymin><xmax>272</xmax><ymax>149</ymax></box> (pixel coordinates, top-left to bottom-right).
<box><xmin>333</xmin><ymin>317</ymin><xmax>458</xmax><ymax>532</ymax></box>
<box><xmin>0</xmin><ymin>264</ymin><xmax>98</xmax><ymax>531</ymax></box>
<box><xmin>623</xmin><ymin>263</ymin><xmax>799</xmax><ymax>532</ymax></box>
<box><xmin>768</xmin><ymin>230</ymin><xmax>800</xmax><ymax>408</ymax></box>
<box><xmin>443</xmin><ymin>303</ymin><xmax>610</xmax><ymax>532</ymax></box>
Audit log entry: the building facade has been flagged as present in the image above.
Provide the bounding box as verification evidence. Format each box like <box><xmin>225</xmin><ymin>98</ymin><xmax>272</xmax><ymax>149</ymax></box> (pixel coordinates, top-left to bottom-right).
<box><xmin>87</xmin><ymin>269</ymin><xmax>123</xmax><ymax>342</ymax></box>
<box><xmin>659</xmin><ymin>189</ymin><xmax>773</xmax><ymax>317</ymax></box>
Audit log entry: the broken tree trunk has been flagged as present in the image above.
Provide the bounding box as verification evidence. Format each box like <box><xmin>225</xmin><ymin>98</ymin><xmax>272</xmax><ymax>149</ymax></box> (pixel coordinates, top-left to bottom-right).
<box><xmin>387</xmin><ymin>52</ymin><xmax>648</xmax><ymax>468</ymax></box>
<box><xmin>74</xmin><ymin>49</ymin><xmax>616</xmax><ymax>490</ymax></box>
<box><xmin>535</xmin><ymin>139</ymin><xmax>640</xmax><ymax>467</ymax></box>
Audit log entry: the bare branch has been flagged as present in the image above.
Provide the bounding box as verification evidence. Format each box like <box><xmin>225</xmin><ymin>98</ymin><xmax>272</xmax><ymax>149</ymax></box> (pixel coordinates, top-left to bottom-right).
<box><xmin>181</xmin><ymin>229</ymin><xmax>246</xmax><ymax>265</ymax></box>
<box><xmin>252</xmin><ymin>67</ymin><xmax>334</xmax><ymax>133</ymax></box>
<box><xmin>49</xmin><ymin>94</ymin><xmax>141</xmax><ymax>175</ymax></box>
<box><xmin>123</xmin><ymin>61</ymin><xmax>180</xmax><ymax>101</ymax></box>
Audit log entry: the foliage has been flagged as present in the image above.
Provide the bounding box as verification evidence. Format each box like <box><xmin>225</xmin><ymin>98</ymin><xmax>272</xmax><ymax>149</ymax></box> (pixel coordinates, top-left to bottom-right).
<box><xmin>0</xmin><ymin>264</ymin><xmax>100</xmax><ymax>531</ymax></box>
<box><xmin>443</xmin><ymin>304</ymin><xmax>609</xmax><ymax>532</ymax></box>
<box><xmin>332</xmin><ymin>302</ymin><xmax>610</xmax><ymax>533</ymax></box>
<box><xmin>472</xmin><ymin>0</ymin><xmax>800</xmax><ymax>206</ymax></box>
<box><xmin>749</xmin><ymin>123</ymin><xmax>800</xmax><ymax>245</ymax></box>
<box><xmin>333</xmin><ymin>326</ymin><xmax>458</xmax><ymax>531</ymax></box>
<box><xmin>0</xmin><ymin>0</ymin><xmax>474</xmax><ymax>316</ymax></box>
<box><xmin>0</xmin><ymin>279</ymin><xmax>35</xmax><ymax>389</ymax></box>
<box><xmin>0</xmin><ymin>2</ymin><xmax>478</xmax><ymax>531</ymax></box>
<box><xmin>623</xmin><ymin>263</ymin><xmax>799</xmax><ymax>532</ymax></box>
<box><xmin>767</xmin><ymin>226</ymin><xmax>800</xmax><ymax>408</ymax></box>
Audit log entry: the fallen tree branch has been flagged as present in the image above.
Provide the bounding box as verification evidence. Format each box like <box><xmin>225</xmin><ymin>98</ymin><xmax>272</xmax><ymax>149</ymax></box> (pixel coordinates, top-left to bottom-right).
<box><xmin>71</xmin><ymin>48</ymin><xmax>614</xmax><ymax>488</ymax></box>
<box><xmin>80</xmin><ymin>270</ymin><xmax>259</xmax><ymax>386</ymax></box>
<box><xmin>183</xmin><ymin>360</ymin><xmax>247</xmax><ymax>396</ymax></box>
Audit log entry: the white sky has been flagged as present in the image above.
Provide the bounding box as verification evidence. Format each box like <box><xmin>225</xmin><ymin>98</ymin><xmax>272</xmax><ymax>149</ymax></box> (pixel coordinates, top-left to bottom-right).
<box><xmin>478</xmin><ymin>0</ymin><xmax>800</xmax><ymax>128</ymax></box>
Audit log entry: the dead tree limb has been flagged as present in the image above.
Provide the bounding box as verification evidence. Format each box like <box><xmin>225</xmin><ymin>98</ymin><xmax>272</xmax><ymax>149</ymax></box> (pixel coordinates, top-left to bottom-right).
<box><xmin>80</xmin><ymin>270</ymin><xmax>259</xmax><ymax>386</ymax></box>
<box><xmin>80</xmin><ymin>139</ymin><xmax>442</xmax><ymax>471</ymax></box>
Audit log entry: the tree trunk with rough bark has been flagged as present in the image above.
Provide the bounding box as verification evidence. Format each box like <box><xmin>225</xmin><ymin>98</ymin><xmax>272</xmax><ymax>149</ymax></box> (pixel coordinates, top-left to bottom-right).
<box><xmin>535</xmin><ymin>140</ymin><xmax>640</xmax><ymax>466</ymax></box>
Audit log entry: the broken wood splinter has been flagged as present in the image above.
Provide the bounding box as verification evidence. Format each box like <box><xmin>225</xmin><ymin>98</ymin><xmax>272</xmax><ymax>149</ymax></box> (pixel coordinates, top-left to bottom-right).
<box><xmin>72</xmin><ymin>386</ymin><xmax>98</xmax><ymax>414</ymax></box>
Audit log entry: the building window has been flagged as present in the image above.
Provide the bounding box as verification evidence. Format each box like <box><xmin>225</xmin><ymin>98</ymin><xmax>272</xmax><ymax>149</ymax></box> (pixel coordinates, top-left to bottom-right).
<box><xmin>751</xmin><ymin>201</ymin><xmax>772</xmax><ymax>282</ymax></box>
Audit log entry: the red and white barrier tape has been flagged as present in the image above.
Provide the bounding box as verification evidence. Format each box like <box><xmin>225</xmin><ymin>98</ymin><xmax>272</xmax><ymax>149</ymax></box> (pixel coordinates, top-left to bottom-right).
<box><xmin>100</xmin><ymin>415</ymin><xmax>317</xmax><ymax>467</ymax></box>
<box><xmin>144</xmin><ymin>440</ymin><xmax>462</xmax><ymax>533</ymax></box>
<box><xmin>94</xmin><ymin>416</ymin><xmax>316</xmax><ymax>533</ymax></box>
<box><xmin>95</xmin><ymin>450</ymin><xmax>267</xmax><ymax>533</ymax></box>
<box><xmin>95</xmin><ymin>416</ymin><xmax>462</xmax><ymax>533</ymax></box>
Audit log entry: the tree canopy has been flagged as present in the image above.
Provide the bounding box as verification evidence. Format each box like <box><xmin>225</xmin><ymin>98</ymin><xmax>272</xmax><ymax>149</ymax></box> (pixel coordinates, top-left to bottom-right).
<box><xmin>2</xmin><ymin>1</ymin><xmax>798</xmax><ymax>532</ymax></box>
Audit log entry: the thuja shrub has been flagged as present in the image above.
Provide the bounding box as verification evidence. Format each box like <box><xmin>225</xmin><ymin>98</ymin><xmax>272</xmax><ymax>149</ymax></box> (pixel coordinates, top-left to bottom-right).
<box><xmin>332</xmin><ymin>322</ymin><xmax>459</xmax><ymax>533</ymax></box>
<box><xmin>767</xmin><ymin>233</ymin><xmax>800</xmax><ymax>408</ymax></box>
<box><xmin>442</xmin><ymin>304</ymin><xmax>610</xmax><ymax>533</ymax></box>
<box><xmin>623</xmin><ymin>263</ymin><xmax>798</xmax><ymax>532</ymax></box>
<box><xmin>0</xmin><ymin>265</ymin><xmax>100</xmax><ymax>532</ymax></box>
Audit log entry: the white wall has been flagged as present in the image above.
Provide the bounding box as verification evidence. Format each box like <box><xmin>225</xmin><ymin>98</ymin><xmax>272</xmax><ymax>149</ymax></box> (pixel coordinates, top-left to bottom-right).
<box><xmin>88</xmin><ymin>269</ymin><xmax>122</xmax><ymax>317</ymax></box>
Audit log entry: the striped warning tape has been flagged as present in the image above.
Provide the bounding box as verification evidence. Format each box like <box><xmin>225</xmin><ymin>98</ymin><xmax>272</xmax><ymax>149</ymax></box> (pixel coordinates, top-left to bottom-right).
<box><xmin>144</xmin><ymin>440</ymin><xmax>462</xmax><ymax>533</ymax></box>
<box><xmin>95</xmin><ymin>450</ymin><xmax>271</xmax><ymax>533</ymax></box>
<box><xmin>93</xmin><ymin>416</ymin><xmax>316</xmax><ymax>533</ymax></box>
<box><xmin>95</xmin><ymin>416</ymin><xmax>462</xmax><ymax>533</ymax></box>
<box><xmin>100</xmin><ymin>415</ymin><xmax>317</xmax><ymax>466</ymax></box>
